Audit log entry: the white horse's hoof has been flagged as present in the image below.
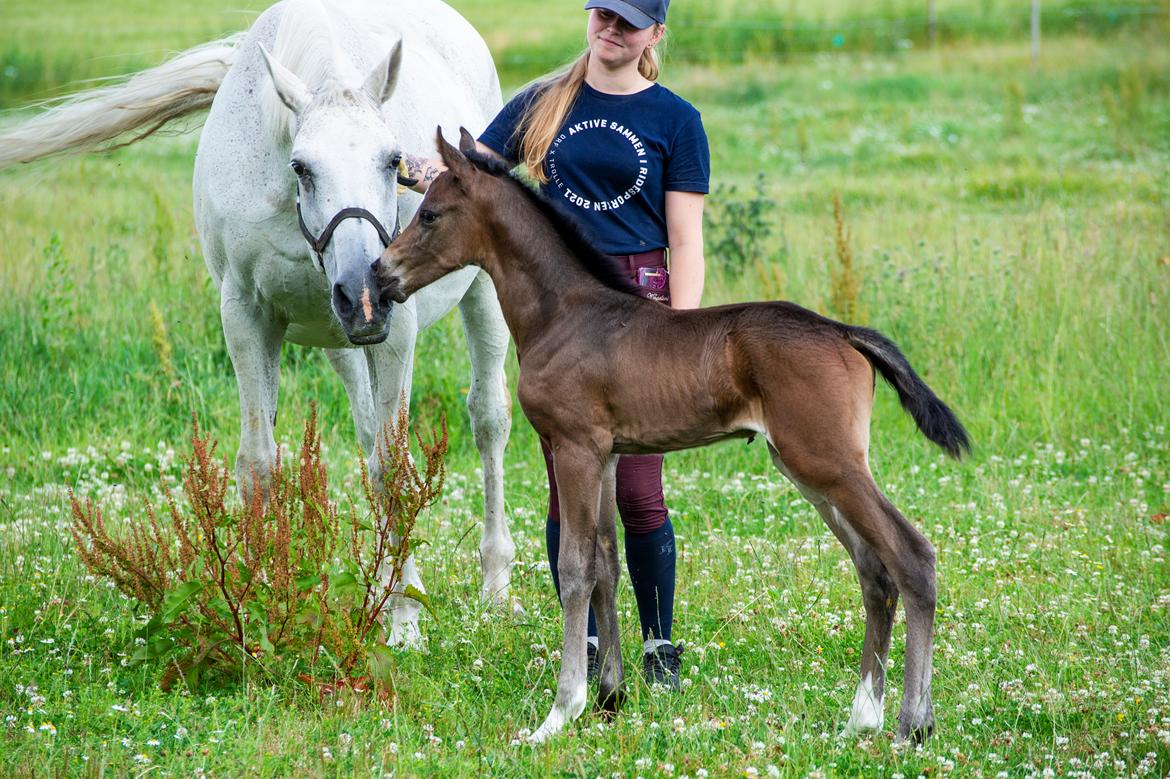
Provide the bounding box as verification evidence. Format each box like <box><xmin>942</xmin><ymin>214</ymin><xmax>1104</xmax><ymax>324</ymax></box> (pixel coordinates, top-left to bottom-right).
<box><xmin>387</xmin><ymin>619</ymin><xmax>423</xmax><ymax>649</ymax></box>
<box><xmin>527</xmin><ymin>714</ymin><xmax>565</xmax><ymax>744</ymax></box>
<box><xmin>479</xmin><ymin>584</ymin><xmax>510</xmax><ymax>607</ymax></box>
<box><xmin>528</xmin><ymin>685</ymin><xmax>586</xmax><ymax>744</ymax></box>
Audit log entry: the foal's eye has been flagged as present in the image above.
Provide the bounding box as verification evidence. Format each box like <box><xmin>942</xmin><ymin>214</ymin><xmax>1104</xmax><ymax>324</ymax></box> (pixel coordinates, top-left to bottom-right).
<box><xmin>289</xmin><ymin>160</ymin><xmax>307</xmax><ymax>178</ymax></box>
<box><xmin>419</xmin><ymin>209</ymin><xmax>438</xmax><ymax>226</ymax></box>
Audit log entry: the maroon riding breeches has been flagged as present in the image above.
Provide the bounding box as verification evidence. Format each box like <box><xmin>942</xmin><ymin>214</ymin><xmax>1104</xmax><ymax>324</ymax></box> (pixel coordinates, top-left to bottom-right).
<box><xmin>543</xmin><ymin>248</ymin><xmax>671</xmax><ymax>535</ymax></box>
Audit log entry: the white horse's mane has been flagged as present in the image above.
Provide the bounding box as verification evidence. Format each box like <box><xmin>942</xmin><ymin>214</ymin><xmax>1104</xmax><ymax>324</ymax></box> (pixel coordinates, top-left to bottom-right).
<box><xmin>260</xmin><ymin>0</ymin><xmax>403</xmax><ymax>143</ymax></box>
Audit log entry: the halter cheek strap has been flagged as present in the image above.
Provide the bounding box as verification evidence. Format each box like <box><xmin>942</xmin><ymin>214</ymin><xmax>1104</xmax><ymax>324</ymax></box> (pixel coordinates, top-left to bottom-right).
<box><xmin>296</xmin><ymin>191</ymin><xmax>399</xmax><ymax>273</ymax></box>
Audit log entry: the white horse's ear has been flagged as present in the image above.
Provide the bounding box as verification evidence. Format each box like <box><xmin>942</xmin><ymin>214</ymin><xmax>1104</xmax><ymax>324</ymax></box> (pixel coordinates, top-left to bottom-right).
<box><xmin>259</xmin><ymin>44</ymin><xmax>311</xmax><ymax>114</ymax></box>
<box><xmin>363</xmin><ymin>38</ymin><xmax>403</xmax><ymax>106</ymax></box>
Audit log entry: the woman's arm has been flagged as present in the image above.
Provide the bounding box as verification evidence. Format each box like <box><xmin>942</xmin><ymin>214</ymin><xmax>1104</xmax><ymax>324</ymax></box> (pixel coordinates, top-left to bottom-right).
<box><xmin>401</xmin><ymin>142</ymin><xmax>506</xmax><ymax>194</ymax></box>
<box><xmin>665</xmin><ymin>190</ymin><xmax>706</xmax><ymax>310</ymax></box>
<box><xmin>400</xmin><ymin>152</ymin><xmax>445</xmax><ymax>193</ymax></box>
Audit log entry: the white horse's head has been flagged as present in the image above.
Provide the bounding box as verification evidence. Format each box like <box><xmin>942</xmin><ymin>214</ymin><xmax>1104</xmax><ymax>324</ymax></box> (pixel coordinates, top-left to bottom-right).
<box><xmin>260</xmin><ymin>40</ymin><xmax>404</xmax><ymax>345</ymax></box>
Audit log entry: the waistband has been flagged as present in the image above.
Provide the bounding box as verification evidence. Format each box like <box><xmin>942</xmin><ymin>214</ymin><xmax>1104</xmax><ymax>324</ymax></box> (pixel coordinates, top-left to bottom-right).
<box><xmin>609</xmin><ymin>248</ymin><xmax>667</xmax><ymax>275</ymax></box>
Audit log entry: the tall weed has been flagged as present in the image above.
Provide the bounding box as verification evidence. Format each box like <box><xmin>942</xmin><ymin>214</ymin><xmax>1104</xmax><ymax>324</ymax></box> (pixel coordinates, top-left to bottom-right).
<box><xmin>69</xmin><ymin>402</ymin><xmax>447</xmax><ymax>698</ymax></box>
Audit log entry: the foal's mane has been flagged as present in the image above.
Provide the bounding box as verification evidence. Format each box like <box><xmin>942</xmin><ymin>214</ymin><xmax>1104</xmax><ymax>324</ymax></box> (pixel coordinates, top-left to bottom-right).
<box><xmin>463</xmin><ymin>146</ymin><xmax>644</xmax><ymax>298</ymax></box>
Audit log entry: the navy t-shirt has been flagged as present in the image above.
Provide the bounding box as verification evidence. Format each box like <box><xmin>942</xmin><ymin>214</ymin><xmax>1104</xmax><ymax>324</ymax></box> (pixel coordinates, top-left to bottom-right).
<box><xmin>479</xmin><ymin>81</ymin><xmax>710</xmax><ymax>255</ymax></box>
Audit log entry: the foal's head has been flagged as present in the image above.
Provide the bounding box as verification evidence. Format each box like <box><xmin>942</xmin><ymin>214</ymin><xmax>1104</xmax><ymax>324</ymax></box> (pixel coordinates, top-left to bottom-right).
<box><xmin>377</xmin><ymin>128</ymin><xmax>504</xmax><ymax>302</ymax></box>
<box><xmin>260</xmin><ymin>39</ymin><xmax>407</xmax><ymax>344</ymax></box>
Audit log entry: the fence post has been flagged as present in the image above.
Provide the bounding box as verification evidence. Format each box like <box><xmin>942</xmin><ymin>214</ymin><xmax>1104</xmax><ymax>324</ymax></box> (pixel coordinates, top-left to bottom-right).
<box><xmin>1031</xmin><ymin>0</ymin><xmax>1041</xmax><ymax>66</ymax></box>
<box><xmin>928</xmin><ymin>0</ymin><xmax>937</xmax><ymax>47</ymax></box>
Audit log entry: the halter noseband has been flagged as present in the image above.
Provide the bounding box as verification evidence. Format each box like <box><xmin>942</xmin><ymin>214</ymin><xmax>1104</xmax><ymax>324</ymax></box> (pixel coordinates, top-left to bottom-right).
<box><xmin>296</xmin><ymin>193</ymin><xmax>398</xmax><ymax>273</ymax></box>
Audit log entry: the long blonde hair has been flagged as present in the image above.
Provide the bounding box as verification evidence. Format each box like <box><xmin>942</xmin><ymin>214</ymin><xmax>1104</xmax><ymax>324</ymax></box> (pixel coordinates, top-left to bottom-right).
<box><xmin>517</xmin><ymin>28</ymin><xmax>663</xmax><ymax>184</ymax></box>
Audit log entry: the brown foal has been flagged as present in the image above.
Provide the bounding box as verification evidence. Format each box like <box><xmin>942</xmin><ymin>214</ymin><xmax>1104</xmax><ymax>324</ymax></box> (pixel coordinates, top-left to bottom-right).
<box><xmin>379</xmin><ymin>129</ymin><xmax>970</xmax><ymax>744</ymax></box>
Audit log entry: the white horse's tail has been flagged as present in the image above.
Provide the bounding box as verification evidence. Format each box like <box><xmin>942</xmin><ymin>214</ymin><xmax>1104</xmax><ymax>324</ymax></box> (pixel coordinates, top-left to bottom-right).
<box><xmin>0</xmin><ymin>33</ymin><xmax>245</xmax><ymax>170</ymax></box>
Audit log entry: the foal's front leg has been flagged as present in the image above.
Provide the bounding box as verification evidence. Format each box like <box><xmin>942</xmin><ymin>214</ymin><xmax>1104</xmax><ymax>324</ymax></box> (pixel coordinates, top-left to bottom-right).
<box><xmin>593</xmin><ymin>455</ymin><xmax>625</xmax><ymax>712</ymax></box>
<box><xmin>530</xmin><ymin>444</ymin><xmax>605</xmax><ymax>744</ymax></box>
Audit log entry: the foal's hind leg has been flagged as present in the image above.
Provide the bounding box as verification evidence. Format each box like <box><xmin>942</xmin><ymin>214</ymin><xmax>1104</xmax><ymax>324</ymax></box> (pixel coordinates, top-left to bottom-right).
<box><xmin>769</xmin><ymin>446</ymin><xmax>897</xmax><ymax>734</ymax></box>
<box><xmin>830</xmin><ymin>481</ymin><xmax>935</xmax><ymax>742</ymax></box>
<box><xmin>824</xmin><ymin>481</ymin><xmax>935</xmax><ymax>741</ymax></box>
<box><xmin>770</xmin><ymin>446</ymin><xmax>936</xmax><ymax>742</ymax></box>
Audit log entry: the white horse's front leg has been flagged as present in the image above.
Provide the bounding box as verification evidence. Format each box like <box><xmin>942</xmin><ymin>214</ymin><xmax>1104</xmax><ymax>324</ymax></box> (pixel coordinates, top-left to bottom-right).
<box><xmin>459</xmin><ymin>271</ymin><xmax>516</xmax><ymax>610</ymax></box>
<box><xmin>530</xmin><ymin>445</ymin><xmax>602</xmax><ymax>744</ymax></box>
<box><xmin>324</xmin><ymin>347</ymin><xmax>377</xmax><ymax>455</ymax></box>
<box><xmin>220</xmin><ymin>287</ymin><xmax>284</xmax><ymax>502</ymax></box>
<box><xmin>365</xmin><ymin>301</ymin><xmax>425</xmax><ymax>648</ymax></box>
<box><xmin>379</xmin><ymin>538</ymin><xmax>425</xmax><ymax>649</ymax></box>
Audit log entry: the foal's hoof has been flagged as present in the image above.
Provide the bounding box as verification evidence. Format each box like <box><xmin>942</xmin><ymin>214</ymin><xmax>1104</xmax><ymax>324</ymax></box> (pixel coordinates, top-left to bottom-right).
<box><xmin>894</xmin><ymin>717</ymin><xmax>934</xmax><ymax>745</ymax></box>
<box><xmin>596</xmin><ymin>686</ymin><xmax>626</xmax><ymax>715</ymax></box>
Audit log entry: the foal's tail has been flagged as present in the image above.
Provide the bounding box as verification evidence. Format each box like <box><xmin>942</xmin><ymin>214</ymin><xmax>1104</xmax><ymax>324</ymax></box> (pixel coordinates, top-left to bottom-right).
<box><xmin>0</xmin><ymin>34</ymin><xmax>244</xmax><ymax>170</ymax></box>
<box><xmin>845</xmin><ymin>326</ymin><xmax>971</xmax><ymax>459</ymax></box>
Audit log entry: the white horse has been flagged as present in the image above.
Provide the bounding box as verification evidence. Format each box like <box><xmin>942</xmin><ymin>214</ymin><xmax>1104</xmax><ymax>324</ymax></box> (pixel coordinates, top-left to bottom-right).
<box><xmin>0</xmin><ymin>0</ymin><xmax>517</xmax><ymax>645</ymax></box>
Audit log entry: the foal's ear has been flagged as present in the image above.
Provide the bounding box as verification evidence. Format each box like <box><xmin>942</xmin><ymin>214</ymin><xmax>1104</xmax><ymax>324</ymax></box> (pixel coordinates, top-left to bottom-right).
<box><xmin>435</xmin><ymin>126</ymin><xmax>474</xmax><ymax>181</ymax></box>
<box><xmin>362</xmin><ymin>37</ymin><xmax>403</xmax><ymax>106</ymax></box>
<box><xmin>458</xmin><ymin>127</ymin><xmax>477</xmax><ymax>156</ymax></box>
<box><xmin>259</xmin><ymin>44</ymin><xmax>310</xmax><ymax>114</ymax></box>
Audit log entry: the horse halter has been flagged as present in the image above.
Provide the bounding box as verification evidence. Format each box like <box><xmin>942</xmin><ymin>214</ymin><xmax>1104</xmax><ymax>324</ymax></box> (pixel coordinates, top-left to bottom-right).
<box><xmin>294</xmin><ymin>168</ymin><xmax>418</xmax><ymax>272</ymax></box>
<box><xmin>296</xmin><ymin>193</ymin><xmax>398</xmax><ymax>273</ymax></box>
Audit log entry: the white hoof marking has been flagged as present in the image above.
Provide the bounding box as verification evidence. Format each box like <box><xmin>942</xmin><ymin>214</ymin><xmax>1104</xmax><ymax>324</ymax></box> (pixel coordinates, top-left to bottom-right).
<box><xmin>842</xmin><ymin>673</ymin><xmax>884</xmax><ymax>736</ymax></box>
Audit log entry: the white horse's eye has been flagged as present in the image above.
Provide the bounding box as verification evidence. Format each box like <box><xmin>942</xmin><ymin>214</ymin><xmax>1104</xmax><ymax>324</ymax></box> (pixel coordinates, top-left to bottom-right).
<box><xmin>289</xmin><ymin>160</ymin><xmax>307</xmax><ymax>177</ymax></box>
<box><xmin>390</xmin><ymin>154</ymin><xmax>402</xmax><ymax>170</ymax></box>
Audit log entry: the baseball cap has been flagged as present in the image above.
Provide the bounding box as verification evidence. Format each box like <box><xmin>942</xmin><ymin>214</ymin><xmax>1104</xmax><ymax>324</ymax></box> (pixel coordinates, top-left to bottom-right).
<box><xmin>584</xmin><ymin>0</ymin><xmax>669</xmax><ymax>30</ymax></box>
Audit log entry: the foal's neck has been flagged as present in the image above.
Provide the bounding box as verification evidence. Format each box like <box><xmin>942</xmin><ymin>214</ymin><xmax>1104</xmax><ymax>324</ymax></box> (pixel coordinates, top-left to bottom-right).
<box><xmin>484</xmin><ymin>184</ymin><xmax>634</xmax><ymax>352</ymax></box>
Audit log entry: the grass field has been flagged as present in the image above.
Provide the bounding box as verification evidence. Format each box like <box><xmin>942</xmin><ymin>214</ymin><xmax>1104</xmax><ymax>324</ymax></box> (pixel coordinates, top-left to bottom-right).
<box><xmin>1</xmin><ymin>1</ymin><xmax>1169</xmax><ymax>776</ymax></box>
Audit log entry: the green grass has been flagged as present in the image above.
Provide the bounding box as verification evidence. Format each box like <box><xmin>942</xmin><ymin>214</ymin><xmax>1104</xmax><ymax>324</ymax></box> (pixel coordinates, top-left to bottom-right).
<box><xmin>2</xmin><ymin>2</ymin><xmax>1170</xmax><ymax>776</ymax></box>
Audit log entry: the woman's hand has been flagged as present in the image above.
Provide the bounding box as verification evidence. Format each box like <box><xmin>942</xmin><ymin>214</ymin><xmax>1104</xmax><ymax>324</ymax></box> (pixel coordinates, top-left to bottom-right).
<box><xmin>401</xmin><ymin>142</ymin><xmax>507</xmax><ymax>194</ymax></box>
<box><xmin>400</xmin><ymin>152</ymin><xmax>445</xmax><ymax>194</ymax></box>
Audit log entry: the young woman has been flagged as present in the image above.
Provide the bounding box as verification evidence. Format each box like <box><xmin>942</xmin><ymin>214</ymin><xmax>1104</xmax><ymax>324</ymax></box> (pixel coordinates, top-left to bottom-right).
<box><xmin>404</xmin><ymin>0</ymin><xmax>708</xmax><ymax>689</ymax></box>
